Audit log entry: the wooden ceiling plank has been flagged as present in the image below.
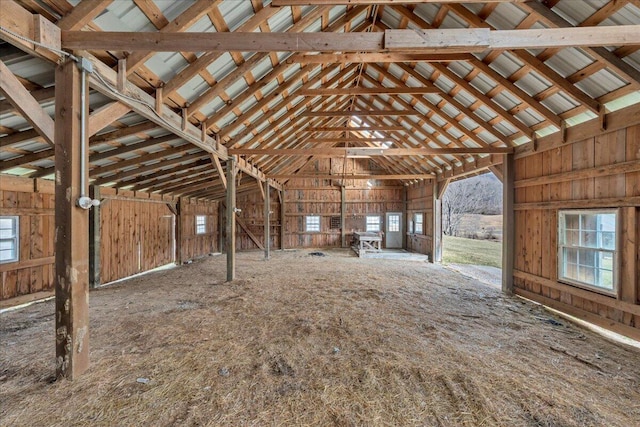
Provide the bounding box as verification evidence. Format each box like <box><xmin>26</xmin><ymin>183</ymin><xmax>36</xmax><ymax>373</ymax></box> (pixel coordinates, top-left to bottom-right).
<box><xmin>0</xmin><ymin>60</ymin><xmax>54</xmax><ymax>146</ymax></box>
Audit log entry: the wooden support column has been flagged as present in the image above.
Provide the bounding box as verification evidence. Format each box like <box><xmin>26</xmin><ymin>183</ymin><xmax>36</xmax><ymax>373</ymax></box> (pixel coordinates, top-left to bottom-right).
<box><xmin>402</xmin><ymin>185</ymin><xmax>407</xmax><ymax>250</ymax></box>
<box><xmin>54</xmin><ymin>58</ymin><xmax>90</xmax><ymax>379</ymax></box>
<box><xmin>620</xmin><ymin>207</ymin><xmax>638</xmax><ymax>304</ymax></box>
<box><xmin>175</xmin><ymin>197</ymin><xmax>184</xmax><ymax>265</ymax></box>
<box><xmin>218</xmin><ymin>201</ymin><xmax>225</xmax><ymax>254</ymax></box>
<box><xmin>432</xmin><ymin>180</ymin><xmax>443</xmax><ymax>263</ymax></box>
<box><xmin>226</xmin><ymin>157</ymin><xmax>237</xmax><ymax>281</ymax></box>
<box><xmin>89</xmin><ymin>185</ymin><xmax>101</xmax><ymax>289</ymax></box>
<box><xmin>280</xmin><ymin>190</ymin><xmax>286</xmax><ymax>250</ymax></box>
<box><xmin>341</xmin><ymin>185</ymin><xmax>346</xmax><ymax>248</ymax></box>
<box><xmin>502</xmin><ymin>153</ymin><xmax>515</xmax><ymax>294</ymax></box>
<box><xmin>264</xmin><ymin>181</ymin><xmax>271</xmax><ymax>260</ymax></box>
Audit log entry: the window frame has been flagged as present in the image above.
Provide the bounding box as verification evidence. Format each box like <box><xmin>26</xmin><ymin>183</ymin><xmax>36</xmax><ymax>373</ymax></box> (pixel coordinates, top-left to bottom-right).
<box><xmin>195</xmin><ymin>215</ymin><xmax>207</xmax><ymax>235</ymax></box>
<box><xmin>305</xmin><ymin>215</ymin><xmax>321</xmax><ymax>232</ymax></box>
<box><xmin>413</xmin><ymin>213</ymin><xmax>424</xmax><ymax>234</ymax></box>
<box><xmin>0</xmin><ymin>216</ymin><xmax>19</xmax><ymax>264</ymax></box>
<box><xmin>557</xmin><ymin>209</ymin><xmax>619</xmax><ymax>296</ymax></box>
<box><xmin>366</xmin><ymin>215</ymin><xmax>381</xmax><ymax>233</ymax></box>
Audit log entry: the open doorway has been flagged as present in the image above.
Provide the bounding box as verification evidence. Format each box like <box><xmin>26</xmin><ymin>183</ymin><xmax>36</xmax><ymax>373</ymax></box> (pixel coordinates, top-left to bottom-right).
<box><xmin>441</xmin><ymin>172</ymin><xmax>503</xmax><ymax>286</ymax></box>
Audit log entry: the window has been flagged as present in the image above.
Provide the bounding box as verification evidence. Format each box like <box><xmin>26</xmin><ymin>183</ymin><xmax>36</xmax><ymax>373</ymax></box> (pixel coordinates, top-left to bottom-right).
<box><xmin>558</xmin><ymin>210</ymin><xmax>618</xmax><ymax>294</ymax></box>
<box><xmin>195</xmin><ymin>215</ymin><xmax>206</xmax><ymax>234</ymax></box>
<box><xmin>306</xmin><ymin>215</ymin><xmax>320</xmax><ymax>232</ymax></box>
<box><xmin>366</xmin><ymin>216</ymin><xmax>381</xmax><ymax>232</ymax></box>
<box><xmin>388</xmin><ymin>214</ymin><xmax>400</xmax><ymax>232</ymax></box>
<box><xmin>414</xmin><ymin>213</ymin><xmax>423</xmax><ymax>234</ymax></box>
<box><xmin>330</xmin><ymin>216</ymin><xmax>341</xmax><ymax>230</ymax></box>
<box><xmin>0</xmin><ymin>216</ymin><xmax>19</xmax><ymax>263</ymax></box>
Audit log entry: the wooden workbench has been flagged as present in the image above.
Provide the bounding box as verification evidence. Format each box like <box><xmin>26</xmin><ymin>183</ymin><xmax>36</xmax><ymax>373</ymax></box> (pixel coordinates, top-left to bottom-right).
<box><xmin>352</xmin><ymin>231</ymin><xmax>383</xmax><ymax>257</ymax></box>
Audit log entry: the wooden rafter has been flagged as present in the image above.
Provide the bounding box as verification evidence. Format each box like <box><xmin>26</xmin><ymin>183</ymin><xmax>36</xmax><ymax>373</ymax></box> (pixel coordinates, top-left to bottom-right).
<box><xmin>0</xmin><ymin>60</ymin><xmax>55</xmax><ymax>146</ymax></box>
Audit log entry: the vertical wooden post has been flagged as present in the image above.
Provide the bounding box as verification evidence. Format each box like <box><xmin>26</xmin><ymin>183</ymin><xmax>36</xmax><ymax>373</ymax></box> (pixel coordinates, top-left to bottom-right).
<box><xmin>280</xmin><ymin>190</ymin><xmax>286</xmax><ymax>250</ymax></box>
<box><xmin>264</xmin><ymin>181</ymin><xmax>270</xmax><ymax>260</ymax></box>
<box><xmin>502</xmin><ymin>153</ymin><xmax>515</xmax><ymax>294</ymax></box>
<box><xmin>89</xmin><ymin>185</ymin><xmax>101</xmax><ymax>288</ymax></box>
<box><xmin>54</xmin><ymin>59</ymin><xmax>90</xmax><ymax>379</ymax></box>
<box><xmin>175</xmin><ymin>197</ymin><xmax>184</xmax><ymax>265</ymax></box>
<box><xmin>620</xmin><ymin>207</ymin><xmax>637</xmax><ymax>304</ymax></box>
<box><xmin>432</xmin><ymin>180</ymin><xmax>443</xmax><ymax>263</ymax></box>
<box><xmin>402</xmin><ymin>185</ymin><xmax>408</xmax><ymax>250</ymax></box>
<box><xmin>341</xmin><ymin>185</ymin><xmax>346</xmax><ymax>247</ymax></box>
<box><xmin>218</xmin><ymin>201</ymin><xmax>225</xmax><ymax>254</ymax></box>
<box><xmin>226</xmin><ymin>157</ymin><xmax>236</xmax><ymax>281</ymax></box>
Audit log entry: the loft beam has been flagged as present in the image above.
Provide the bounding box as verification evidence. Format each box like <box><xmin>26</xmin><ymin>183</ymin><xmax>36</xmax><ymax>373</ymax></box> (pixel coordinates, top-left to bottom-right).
<box><xmin>230</xmin><ymin>147</ymin><xmax>513</xmax><ymax>156</ymax></box>
<box><xmin>299</xmin><ymin>87</ymin><xmax>440</xmax><ymax>96</ymax></box>
<box><xmin>301</xmin><ymin>110</ymin><xmax>417</xmax><ymax>117</ymax></box>
<box><xmin>290</xmin><ymin>53</ymin><xmax>469</xmax><ymax>63</ymax></box>
<box><xmin>269</xmin><ymin>174</ymin><xmax>435</xmax><ymax>180</ymax></box>
<box><xmin>61</xmin><ymin>27</ymin><xmax>640</xmax><ymax>52</ymax></box>
<box><xmin>298</xmin><ymin>126</ymin><xmax>405</xmax><ymax>132</ymax></box>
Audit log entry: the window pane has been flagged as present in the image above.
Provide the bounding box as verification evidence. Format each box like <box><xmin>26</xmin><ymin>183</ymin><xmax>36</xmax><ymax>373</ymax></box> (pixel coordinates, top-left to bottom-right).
<box><xmin>558</xmin><ymin>210</ymin><xmax>617</xmax><ymax>293</ymax></box>
<box><xmin>366</xmin><ymin>216</ymin><xmax>380</xmax><ymax>232</ymax></box>
<box><xmin>306</xmin><ymin>215</ymin><xmax>320</xmax><ymax>232</ymax></box>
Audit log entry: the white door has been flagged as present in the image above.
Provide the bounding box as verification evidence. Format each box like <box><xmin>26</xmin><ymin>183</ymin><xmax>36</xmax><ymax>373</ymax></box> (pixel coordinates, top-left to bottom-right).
<box><xmin>385</xmin><ymin>212</ymin><xmax>402</xmax><ymax>248</ymax></box>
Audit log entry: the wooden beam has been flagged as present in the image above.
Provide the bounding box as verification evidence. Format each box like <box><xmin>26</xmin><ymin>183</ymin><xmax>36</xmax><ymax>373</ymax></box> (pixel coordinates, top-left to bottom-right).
<box><xmin>432</xmin><ymin>180</ymin><xmax>443</xmax><ymax>263</ymax></box>
<box><xmin>226</xmin><ymin>157</ymin><xmax>236</xmax><ymax>281</ymax></box>
<box><xmin>501</xmin><ymin>153</ymin><xmax>514</xmax><ymax>295</ymax></box>
<box><xmin>273</xmin><ymin>174</ymin><xmax>434</xmax><ymax>180</ymax></box>
<box><xmin>274</xmin><ymin>0</ymin><xmax>524</xmax><ymax>4</ymax></box>
<box><xmin>0</xmin><ymin>60</ymin><xmax>55</xmax><ymax>146</ymax></box>
<box><xmin>0</xmin><ymin>86</ymin><xmax>55</xmax><ymax>115</ymax></box>
<box><xmin>298</xmin><ymin>126</ymin><xmax>405</xmax><ymax>132</ymax></box>
<box><xmin>385</xmin><ymin>26</ymin><xmax>640</xmax><ymax>51</ymax></box>
<box><xmin>291</xmin><ymin>52</ymin><xmax>469</xmax><ymax>64</ymax></box>
<box><xmin>211</xmin><ymin>154</ymin><xmax>227</xmax><ymax>189</ymax></box>
<box><xmin>57</xmin><ymin>0</ymin><xmax>113</xmax><ymax>30</ymax></box>
<box><xmin>488</xmin><ymin>164</ymin><xmax>504</xmax><ymax>182</ymax></box>
<box><xmin>264</xmin><ymin>181</ymin><xmax>270</xmax><ymax>260</ymax></box>
<box><xmin>299</xmin><ymin>87</ymin><xmax>440</xmax><ymax>96</ymax></box>
<box><xmin>87</xmin><ymin>102</ymin><xmax>131</xmax><ymax>137</ymax></box>
<box><xmin>62</xmin><ymin>26</ymin><xmax>640</xmax><ymax>53</ymax></box>
<box><xmin>303</xmin><ymin>137</ymin><xmax>391</xmax><ymax>143</ymax></box>
<box><xmin>232</xmin><ymin>147</ymin><xmax>513</xmax><ymax>156</ymax></box>
<box><xmin>236</xmin><ymin>213</ymin><xmax>264</xmax><ymax>250</ymax></box>
<box><xmin>340</xmin><ymin>185</ymin><xmax>346</xmax><ymax>247</ymax></box>
<box><xmin>301</xmin><ymin>110</ymin><xmax>417</xmax><ymax>117</ymax></box>
<box><xmin>54</xmin><ymin>59</ymin><xmax>90</xmax><ymax>379</ymax></box>
<box><xmin>280</xmin><ymin>190</ymin><xmax>286</xmax><ymax>250</ymax></box>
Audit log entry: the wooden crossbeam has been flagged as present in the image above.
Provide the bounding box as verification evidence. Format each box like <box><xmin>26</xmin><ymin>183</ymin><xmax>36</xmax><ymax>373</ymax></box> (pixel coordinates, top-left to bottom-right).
<box><xmin>302</xmin><ymin>137</ymin><xmax>391</xmax><ymax>143</ymax></box>
<box><xmin>61</xmin><ymin>27</ymin><xmax>640</xmax><ymax>52</ymax></box>
<box><xmin>87</xmin><ymin>102</ymin><xmax>132</xmax><ymax>137</ymax></box>
<box><xmin>273</xmin><ymin>0</ymin><xmax>525</xmax><ymax>4</ymax></box>
<box><xmin>290</xmin><ymin>53</ymin><xmax>468</xmax><ymax>63</ymax></box>
<box><xmin>57</xmin><ymin>0</ymin><xmax>113</xmax><ymax>30</ymax></box>
<box><xmin>301</xmin><ymin>110</ymin><xmax>416</xmax><ymax>117</ymax></box>
<box><xmin>269</xmin><ymin>174</ymin><xmax>434</xmax><ymax>180</ymax></box>
<box><xmin>299</xmin><ymin>87</ymin><xmax>440</xmax><ymax>96</ymax></box>
<box><xmin>297</xmin><ymin>126</ymin><xmax>405</xmax><ymax>132</ymax></box>
<box><xmin>230</xmin><ymin>147</ymin><xmax>513</xmax><ymax>156</ymax></box>
<box><xmin>0</xmin><ymin>60</ymin><xmax>55</xmax><ymax>146</ymax></box>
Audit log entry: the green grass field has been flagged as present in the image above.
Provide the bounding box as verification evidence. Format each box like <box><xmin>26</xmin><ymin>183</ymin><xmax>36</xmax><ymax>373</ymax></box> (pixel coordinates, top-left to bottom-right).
<box><xmin>443</xmin><ymin>235</ymin><xmax>502</xmax><ymax>268</ymax></box>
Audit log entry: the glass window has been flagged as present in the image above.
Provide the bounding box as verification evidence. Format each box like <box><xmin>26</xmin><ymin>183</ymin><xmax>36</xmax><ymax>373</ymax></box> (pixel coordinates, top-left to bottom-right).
<box><xmin>558</xmin><ymin>210</ymin><xmax>617</xmax><ymax>294</ymax></box>
<box><xmin>414</xmin><ymin>213</ymin><xmax>423</xmax><ymax>234</ymax></box>
<box><xmin>0</xmin><ymin>216</ymin><xmax>19</xmax><ymax>263</ymax></box>
<box><xmin>366</xmin><ymin>216</ymin><xmax>381</xmax><ymax>232</ymax></box>
<box><xmin>388</xmin><ymin>214</ymin><xmax>400</xmax><ymax>232</ymax></box>
<box><xmin>195</xmin><ymin>215</ymin><xmax>206</xmax><ymax>234</ymax></box>
<box><xmin>306</xmin><ymin>215</ymin><xmax>320</xmax><ymax>232</ymax></box>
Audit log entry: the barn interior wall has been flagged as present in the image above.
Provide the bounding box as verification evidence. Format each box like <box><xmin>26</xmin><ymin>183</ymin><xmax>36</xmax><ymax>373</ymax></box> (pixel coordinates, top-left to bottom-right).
<box><xmin>178</xmin><ymin>197</ymin><xmax>220</xmax><ymax>262</ymax></box>
<box><xmin>405</xmin><ymin>180</ymin><xmax>435</xmax><ymax>257</ymax></box>
<box><xmin>513</xmin><ymin>123</ymin><xmax>640</xmax><ymax>338</ymax></box>
<box><xmin>0</xmin><ymin>176</ymin><xmax>55</xmax><ymax>301</ymax></box>
<box><xmin>236</xmin><ymin>186</ymin><xmax>282</xmax><ymax>251</ymax></box>
<box><xmin>98</xmin><ymin>188</ymin><xmax>176</xmax><ymax>284</ymax></box>
<box><xmin>230</xmin><ymin>159</ymin><xmax>405</xmax><ymax>250</ymax></box>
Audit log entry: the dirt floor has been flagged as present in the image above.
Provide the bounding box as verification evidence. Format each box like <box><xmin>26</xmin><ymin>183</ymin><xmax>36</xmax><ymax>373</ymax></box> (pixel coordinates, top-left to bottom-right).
<box><xmin>2</xmin><ymin>249</ymin><xmax>640</xmax><ymax>426</ymax></box>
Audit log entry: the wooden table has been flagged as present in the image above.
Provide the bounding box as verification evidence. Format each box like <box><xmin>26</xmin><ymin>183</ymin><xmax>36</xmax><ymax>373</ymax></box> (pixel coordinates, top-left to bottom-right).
<box><xmin>352</xmin><ymin>231</ymin><xmax>383</xmax><ymax>257</ymax></box>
